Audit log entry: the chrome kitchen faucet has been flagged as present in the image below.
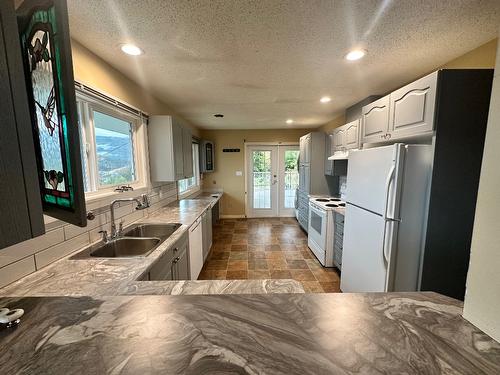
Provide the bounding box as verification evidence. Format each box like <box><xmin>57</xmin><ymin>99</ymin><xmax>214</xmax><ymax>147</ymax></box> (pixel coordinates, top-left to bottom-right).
<box><xmin>99</xmin><ymin>194</ymin><xmax>150</xmax><ymax>242</ymax></box>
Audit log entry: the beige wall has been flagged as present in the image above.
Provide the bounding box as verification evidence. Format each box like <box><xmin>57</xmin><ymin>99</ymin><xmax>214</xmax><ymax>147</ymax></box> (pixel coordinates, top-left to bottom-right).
<box><xmin>316</xmin><ymin>114</ymin><xmax>346</xmax><ymax>133</ymax></box>
<box><xmin>463</xmin><ymin>34</ymin><xmax>500</xmax><ymax>342</ymax></box>
<box><xmin>200</xmin><ymin>129</ymin><xmax>311</xmax><ymax>216</ymax></box>
<box><xmin>441</xmin><ymin>38</ymin><xmax>497</xmax><ymax>69</ymax></box>
<box><xmin>71</xmin><ymin>39</ymin><xmax>200</xmax><ymax>137</ymax></box>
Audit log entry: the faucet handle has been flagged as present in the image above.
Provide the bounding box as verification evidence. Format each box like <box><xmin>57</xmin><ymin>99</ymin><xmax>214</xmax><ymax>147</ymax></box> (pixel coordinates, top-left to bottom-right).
<box><xmin>98</xmin><ymin>230</ymin><xmax>108</xmax><ymax>242</ymax></box>
<box><xmin>141</xmin><ymin>193</ymin><xmax>150</xmax><ymax>208</ymax></box>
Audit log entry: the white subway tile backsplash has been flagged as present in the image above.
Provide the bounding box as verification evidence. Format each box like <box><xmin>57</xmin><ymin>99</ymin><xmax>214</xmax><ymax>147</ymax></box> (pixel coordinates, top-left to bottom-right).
<box><xmin>64</xmin><ymin>212</ymin><xmax>107</xmax><ymax>240</ymax></box>
<box><xmin>0</xmin><ymin>228</ymin><xmax>64</xmax><ymax>268</ymax></box>
<box><xmin>35</xmin><ymin>232</ymin><xmax>90</xmax><ymax>269</ymax></box>
<box><xmin>0</xmin><ymin>256</ymin><xmax>36</xmax><ymax>289</ymax></box>
<box><xmin>0</xmin><ymin>182</ymin><xmax>177</xmax><ymax>286</ymax></box>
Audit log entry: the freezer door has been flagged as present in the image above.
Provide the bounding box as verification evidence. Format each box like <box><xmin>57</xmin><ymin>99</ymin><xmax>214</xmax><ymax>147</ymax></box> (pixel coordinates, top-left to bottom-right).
<box><xmin>340</xmin><ymin>204</ymin><xmax>388</xmax><ymax>292</ymax></box>
<box><xmin>346</xmin><ymin>144</ymin><xmax>404</xmax><ymax>216</ymax></box>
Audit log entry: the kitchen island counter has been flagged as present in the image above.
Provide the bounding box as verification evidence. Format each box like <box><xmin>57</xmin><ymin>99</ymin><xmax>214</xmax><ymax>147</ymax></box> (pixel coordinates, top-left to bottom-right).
<box><xmin>1</xmin><ymin>292</ymin><xmax>499</xmax><ymax>374</ymax></box>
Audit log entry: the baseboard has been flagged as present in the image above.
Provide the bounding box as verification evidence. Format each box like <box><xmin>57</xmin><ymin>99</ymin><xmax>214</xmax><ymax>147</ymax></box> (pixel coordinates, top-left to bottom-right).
<box><xmin>220</xmin><ymin>214</ymin><xmax>246</xmax><ymax>219</ymax></box>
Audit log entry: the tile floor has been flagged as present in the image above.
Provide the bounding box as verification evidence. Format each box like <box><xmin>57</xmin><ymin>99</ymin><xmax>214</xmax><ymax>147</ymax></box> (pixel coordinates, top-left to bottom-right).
<box><xmin>198</xmin><ymin>218</ymin><xmax>341</xmax><ymax>293</ymax></box>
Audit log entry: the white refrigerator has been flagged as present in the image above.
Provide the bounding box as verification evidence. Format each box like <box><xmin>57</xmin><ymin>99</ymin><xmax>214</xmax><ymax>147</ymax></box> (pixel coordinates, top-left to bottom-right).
<box><xmin>340</xmin><ymin>144</ymin><xmax>433</xmax><ymax>293</ymax></box>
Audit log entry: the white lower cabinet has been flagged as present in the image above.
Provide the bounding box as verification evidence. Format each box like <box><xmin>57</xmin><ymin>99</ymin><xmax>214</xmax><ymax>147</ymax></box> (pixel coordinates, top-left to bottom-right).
<box><xmin>189</xmin><ymin>216</ymin><xmax>204</xmax><ymax>280</ymax></box>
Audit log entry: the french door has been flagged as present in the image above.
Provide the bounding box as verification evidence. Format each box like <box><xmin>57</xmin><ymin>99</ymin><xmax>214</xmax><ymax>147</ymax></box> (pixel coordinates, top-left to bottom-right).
<box><xmin>246</xmin><ymin>144</ymin><xmax>299</xmax><ymax>217</ymax></box>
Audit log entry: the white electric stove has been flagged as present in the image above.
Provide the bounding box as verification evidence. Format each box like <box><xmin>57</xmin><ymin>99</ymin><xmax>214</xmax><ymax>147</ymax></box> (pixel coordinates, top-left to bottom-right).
<box><xmin>307</xmin><ymin>197</ymin><xmax>345</xmax><ymax>267</ymax></box>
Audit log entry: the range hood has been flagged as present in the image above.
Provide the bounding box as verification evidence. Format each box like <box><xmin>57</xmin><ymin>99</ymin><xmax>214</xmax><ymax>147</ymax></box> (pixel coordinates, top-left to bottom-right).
<box><xmin>328</xmin><ymin>150</ymin><xmax>349</xmax><ymax>160</ymax></box>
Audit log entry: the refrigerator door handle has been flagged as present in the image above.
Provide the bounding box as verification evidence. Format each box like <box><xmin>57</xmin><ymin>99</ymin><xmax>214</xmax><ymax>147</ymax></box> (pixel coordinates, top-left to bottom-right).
<box><xmin>383</xmin><ymin>165</ymin><xmax>396</xmax><ymax>221</ymax></box>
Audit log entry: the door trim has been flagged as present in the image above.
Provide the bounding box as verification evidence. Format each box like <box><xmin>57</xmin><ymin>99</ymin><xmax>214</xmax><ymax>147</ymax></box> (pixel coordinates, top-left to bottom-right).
<box><xmin>244</xmin><ymin>142</ymin><xmax>299</xmax><ymax>218</ymax></box>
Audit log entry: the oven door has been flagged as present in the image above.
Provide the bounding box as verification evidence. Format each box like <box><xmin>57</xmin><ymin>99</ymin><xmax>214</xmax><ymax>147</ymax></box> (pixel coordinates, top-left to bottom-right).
<box><xmin>308</xmin><ymin>202</ymin><xmax>327</xmax><ymax>262</ymax></box>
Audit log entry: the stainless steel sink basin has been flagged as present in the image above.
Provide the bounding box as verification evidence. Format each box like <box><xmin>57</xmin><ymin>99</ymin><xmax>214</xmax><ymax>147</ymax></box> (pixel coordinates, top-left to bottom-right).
<box><xmin>122</xmin><ymin>223</ymin><xmax>181</xmax><ymax>240</ymax></box>
<box><xmin>70</xmin><ymin>222</ymin><xmax>181</xmax><ymax>259</ymax></box>
<box><xmin>89</xmin><ymin>237</ymin><xmax>161</xmax><ymax>258</ymax></box>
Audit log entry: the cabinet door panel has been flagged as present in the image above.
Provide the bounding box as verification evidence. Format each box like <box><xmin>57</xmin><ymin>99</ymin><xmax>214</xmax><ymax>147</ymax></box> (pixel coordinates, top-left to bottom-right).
<box><xmin>149</xmin><ymin>255</ymin><xmax>174</xmax><ymax>280</ymax></box>
<box><xmin>0</xmin><ymin>0</ymin><xmax>45</xmax><ymax>249</ymax></box>
<box><xmin>176</xmin><ymin>248</ymin><xmax>189</xmax><ymax>280</ymax></box>
<box><xmin>300</xmin><ymin>134</ymin><xmax>311</xmax><ymax>164</ymax></box>
<box><xmin>332</xmin><ymin>127</ymin><xmax>345</xmax><ymax>152</ymax></box>
<box><xmin>361</xmin><ymin>95</ymin><xmax>390</xmax><ymax>143</ymax></box>
<box><xmin>172</xmin><ymin>119</ymin><xmax>184</xmax><ymax>180</ymax></box>
<box><xmin>345</xmin><ymin>120</ymin><xmax>360</xmax><ymax>150</ymax></box>
<box><xmin>302</xmin><ymin>165</ymin><xmax>311</xmax><ymax>194</ymax></box>
<box><xmin>389</xmin><ymin>72</ymin><xmax>437</xmax><ymax>139</ymax></box>
<box><xmin>182</xmin><ymin>127</ymin><xmax>193</xmax><ymax>178</ymax></box>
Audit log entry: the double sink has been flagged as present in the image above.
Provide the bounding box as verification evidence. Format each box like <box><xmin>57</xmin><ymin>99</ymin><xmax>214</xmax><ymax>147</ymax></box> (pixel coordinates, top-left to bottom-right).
<box><xmin>73</xmin><ymin>223</ymin><xmax>181</xmax><ymax>259</ymax></box>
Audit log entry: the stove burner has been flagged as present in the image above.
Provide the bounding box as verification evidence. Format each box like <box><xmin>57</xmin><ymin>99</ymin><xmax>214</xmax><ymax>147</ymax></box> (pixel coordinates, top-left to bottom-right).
<box><xmin>325</xmin><ymin>203</ymin><xmax>339</xmax><ymax>207</ymax></box>
<box><xmin>330</xmin><ymin>198</ymin><xmax>341</xmax><ymax>201</ymax></box>
<box><xmin>315</xmin><ymin>198</ymin><xmax>329</xmax><ymax>202</ymax></box>
<box><xmin>338</xmin><ymin>203</ymin><xmax>346</xmax><ymax>207</ymax></box>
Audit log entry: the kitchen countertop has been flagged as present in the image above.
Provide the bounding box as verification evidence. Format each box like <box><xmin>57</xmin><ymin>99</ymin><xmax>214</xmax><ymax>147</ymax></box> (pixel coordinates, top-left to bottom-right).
<box><xmin>0</xmin><ymin>194</ymin><xmax>304</xmax><ymax>297</ymax></box>
<box><xmin>1</xmin><ymin>292</ymin><xmax>499</xmax><ymax>374</ymax></box>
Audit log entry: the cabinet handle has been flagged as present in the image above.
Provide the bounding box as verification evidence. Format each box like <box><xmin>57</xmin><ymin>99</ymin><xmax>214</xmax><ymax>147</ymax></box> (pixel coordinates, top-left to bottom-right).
<box><xmin>386</xmin><ymin>133</ymin><xmax>391</xmax><ymax>139</ymax></box>
<box><xmin>173</xmin><ymin>247</ymin><xmax>178</xmax><ymax>253</ymax></box>
<box><xmin>173</xmin><ymin>257</ymin><xmax>180</xmax><ymax>263</ymax></box>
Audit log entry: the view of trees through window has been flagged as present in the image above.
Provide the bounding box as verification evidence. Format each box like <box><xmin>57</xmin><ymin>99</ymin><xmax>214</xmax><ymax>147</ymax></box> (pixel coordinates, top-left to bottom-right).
<box><xmin>252</xmin><ymin>149</ymin><xmax>299</xmax><ymax>209</ymax></box>
<box><xmin>93</xmin><ymin>111</ymin><xmax>135</xmax><ymax>187</ymax></box>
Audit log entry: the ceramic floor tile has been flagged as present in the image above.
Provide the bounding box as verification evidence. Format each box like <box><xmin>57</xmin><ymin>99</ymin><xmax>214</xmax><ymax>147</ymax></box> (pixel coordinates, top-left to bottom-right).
<box><xmin>290</xmin><ymin>269</ymin><xmax>316</xmax><ymax>281</ymax></box>
<box><xmin>229</xmin><ymin>251</ymin><xmax>248</xmax><ymax>260</ymax></box>
<box><xmin>226</xmin><ymin>270</ymin><xmax>248</xmax><ymax>279</ymax></box>
<box><xmin>286</xmin><ymin>260</ymin><xmax>309</xmax><ymax>269</ymax></box>
<box><xmin>319</xmin><ymin>282</ymin><xmax>340</xmax><ymax>292</ymax></box>
<box><xmin>227</xmin><ymin>260</ymin><xmax>248</xmax><ymax>271</ymax></box>
<box><xmin>201</xmin><ymin>218</ymin><xmax>341</xmax><ymax>293</ymax></box>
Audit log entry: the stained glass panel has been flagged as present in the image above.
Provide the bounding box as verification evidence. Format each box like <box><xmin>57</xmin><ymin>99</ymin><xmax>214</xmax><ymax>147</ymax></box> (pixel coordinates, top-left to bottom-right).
<box><xmin>18</xmin><ymin>0</ymin><xmax>86</xmax><ymax>226</ymax></box>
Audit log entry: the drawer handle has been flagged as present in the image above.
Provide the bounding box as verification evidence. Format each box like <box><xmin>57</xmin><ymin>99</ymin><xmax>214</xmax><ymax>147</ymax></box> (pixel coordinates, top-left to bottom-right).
<box><xmin>173</xmin><ymin>247</ymin><xmax>178</xmax><ymax>253</ymax></box>
<box><xmin>173</xmin><ymin>257</ymin><xmax>180</xmax><ymax>263</ymax></box>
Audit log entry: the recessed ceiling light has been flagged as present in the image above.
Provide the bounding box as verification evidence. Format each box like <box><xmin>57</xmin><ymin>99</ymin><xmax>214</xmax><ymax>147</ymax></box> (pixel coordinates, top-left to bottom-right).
<box><xmin>320</xmin><ymin>96</ymin><xmax>331</xmax><ymax>103</ymax></box>
<box><xmin>286</xmin><ymin>119</ymin><xmax>293</xmax><ymax>124</ymax></box>
<box><xmin>120</xmin><ymin>44</ymin><xmax>143</xmax><ymax>56</ymax></box>
<box><xmin>345</xmin><ymin>49</ymin><xmax>366</xmax><ymax>61</ymax></box>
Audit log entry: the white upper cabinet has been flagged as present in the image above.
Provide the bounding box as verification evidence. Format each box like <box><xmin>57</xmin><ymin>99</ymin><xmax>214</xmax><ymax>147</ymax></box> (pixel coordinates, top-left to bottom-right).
<box><xmin>332</xmin><ymin>127</ymin><xmax>345</xmax><ymax>152</ymax></box>
<box><xmin>171</xmin><ymin>118</ymin><xmax>185</xmax><ymax>180</ymax></box>
<box><xmin>361</xmin><ymin>95</ymin><xmax>390</xmax><ymax>144</ymax></box>
<box><xmin>148</xmin><ymin>115</ymin><xmax>193</xmax><ymax>182</ymax></box>
<box><xmin>344</xmin><ymin>119</ymin><xmax>360</xmax><ymax>150</ymax></box>
<box><xmin>330</xmin><ymin>119</ymin><xmax>360</xmax><ymax>153</ymax></box>
<box><xmin>388</xmin><ymin>71</ymin><xmax>437</xmax><ymax>139</ymax></box>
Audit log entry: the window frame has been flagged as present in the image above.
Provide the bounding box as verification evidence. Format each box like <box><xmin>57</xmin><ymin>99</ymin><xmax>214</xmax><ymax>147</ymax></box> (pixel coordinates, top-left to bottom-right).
<box><xmin>76</xmin><ymin>91</ymin><xmax>149</xmax><ymax>201</ymax></box>
<box><xmin>178</xmin><ymin>141</ymin><xmax>201</xmax><ymax>199</ymax></box>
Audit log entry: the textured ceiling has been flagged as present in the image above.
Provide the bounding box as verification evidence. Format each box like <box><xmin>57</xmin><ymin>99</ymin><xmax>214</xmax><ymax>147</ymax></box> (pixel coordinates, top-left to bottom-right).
<box><xmin>67</xmin><ymin>0</ymin><xmax>500</xmax><ymax>129</ymax></box>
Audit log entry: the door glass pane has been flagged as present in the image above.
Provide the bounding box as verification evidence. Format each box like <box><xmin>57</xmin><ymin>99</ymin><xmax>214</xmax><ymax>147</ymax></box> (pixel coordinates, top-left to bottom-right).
<box><xmin>284</xmin><ymin>150</ymin><xmax>299</xmax><ymax>208</ymax></box>
<box><xmin>252</xmin><ymin>150</ymin><xmax>271</xmax><ymax>209</ymax></box>
<box><xmin>93</xmin><ymin>111</ymin><xmax>135</xmax><ymax>186</ymax></box>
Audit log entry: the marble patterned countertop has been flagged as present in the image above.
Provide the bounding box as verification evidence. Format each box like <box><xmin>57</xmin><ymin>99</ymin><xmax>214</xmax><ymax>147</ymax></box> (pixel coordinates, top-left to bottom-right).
<box><xmin>0</xmin><ymin>194</ymin><xmax>304</xmax><ymax>297</ymax></box>
<box><xmin>1</xmin><ymin>292</ymin><xmax>499</xmax><ymax>374</ymax></box>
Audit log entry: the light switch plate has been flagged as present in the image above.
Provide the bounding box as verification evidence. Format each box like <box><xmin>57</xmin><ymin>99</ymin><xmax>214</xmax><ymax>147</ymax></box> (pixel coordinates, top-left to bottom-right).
<box><xmin>235</xmin><ymin>171</ymin><xmax>243</xmax><ymax>176</ymax></box>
